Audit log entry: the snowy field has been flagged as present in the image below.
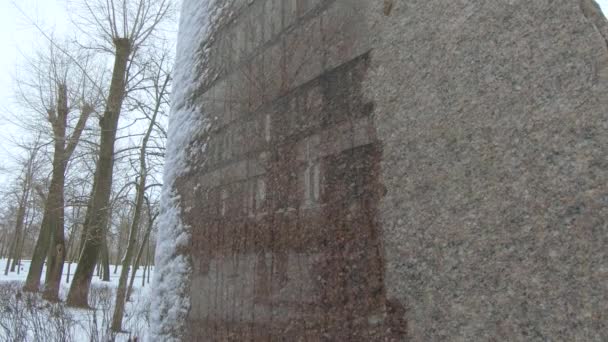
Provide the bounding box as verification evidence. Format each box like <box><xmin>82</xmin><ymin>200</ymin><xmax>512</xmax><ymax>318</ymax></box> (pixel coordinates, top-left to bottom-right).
<box><xmin>0</xmin><ymin>259</ymin><xmax>153</xmax><ymax>341</ymax></box>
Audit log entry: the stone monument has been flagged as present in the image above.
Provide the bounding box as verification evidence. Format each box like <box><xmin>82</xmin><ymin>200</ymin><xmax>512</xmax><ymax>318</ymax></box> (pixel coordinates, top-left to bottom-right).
<box><xmin>151</xmin><ymin>1</ymin><xmax>608</xmax><ymax>340</ymax></box>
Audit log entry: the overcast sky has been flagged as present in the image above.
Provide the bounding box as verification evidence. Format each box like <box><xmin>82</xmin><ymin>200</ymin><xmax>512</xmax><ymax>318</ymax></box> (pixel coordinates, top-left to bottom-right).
<box><xmin>0</xmin><ymin>0</ymin><xmax>606</xmax><ymax>180</ymax></box>
<box><xmin>0</xmin><ymin>0</ymin><xmax>69</xmax><ymax>168</ymax></box>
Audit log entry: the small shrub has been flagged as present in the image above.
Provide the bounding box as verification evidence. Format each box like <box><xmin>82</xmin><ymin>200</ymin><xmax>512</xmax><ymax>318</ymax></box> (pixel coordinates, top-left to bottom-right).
<box><xmin>0</xmin><ymin>281</ymin><xmax>151</xmax><ymax>341</ymax></box>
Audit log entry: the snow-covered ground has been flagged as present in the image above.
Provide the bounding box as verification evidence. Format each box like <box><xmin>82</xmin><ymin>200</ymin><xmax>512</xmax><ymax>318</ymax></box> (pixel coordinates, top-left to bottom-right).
<box><xmin>0</xmin><ymin>259</ymin><xmax>153</xmax><ymax>341</ymax></box>
<box><xmin>0</xmin><ymin>259</ymin><xmax>153</xmax><ymax>290</ymax></box>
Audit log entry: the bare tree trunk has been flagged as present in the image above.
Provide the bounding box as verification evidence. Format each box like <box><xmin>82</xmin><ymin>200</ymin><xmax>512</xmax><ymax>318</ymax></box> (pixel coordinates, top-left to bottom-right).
<box><xmin>9</xmin><ymin>207</ymin><xmax>27</xmax><ymax>273</ymax></box>
<box><xmin>27</xmin><ymin>165</ymin><xmax>65</xmax><ymax>294</ymax></box>
<box><xmin>0</xmin><ymin>235</ymin><xmax>5</xmax><ymax>259</ymax></box>
<box><xmin>16</xmin><ymin>207</ymin><xmax>32</xmax><ymax>276</ymax></box>
<box><xmin>101</xmin><ymin>233</ymin><xmax>111</xmax><ymax>281</ymax></box>
<box><xmin>64</xmin><ymin>223</ymin><xmax>75</xmax><ymax>283</ymax></box>
<box><xmin>77</xmin><ymin>218</ymin><xmax>89</xmax><ymax>258</ymax></box>
<box><xmin>113</xmin><ymin>233</ymin><xmax>123</xmax><ymax>274</ymax></box>
<box><xmin>26</xmin><ymin>84</ymin><xmax>91</xmax><ymax>297</ymax></box>
<box><xmin>113</xmin><ymin>209</ymin><xmax>131</xmax><ymax>274</ymax></box>
<box><xmin>111</xmin><ymin>173</ymin><xmax>145</xmax><ymax>331</ymax></box>
<box><xmin>45</xmin><ymin>89</ymin><xmax>91</xmax><ymax>301</ymax></box>
<box><xmin>4</xmin><ymin>234</ymin><xmax>16</xmax><ymax>275</ymax></box>
<box><xmin>128</xmin><ymin>217</ymin><xmax>154</xmax><ymax>300</ymax></box>
<box><xmin>18</xmin><ymin>202</ymin><xmax>34</xmax><ymax>274</ymax></box>
<box><xmin>42</xmin><ymin>142</ymin><xmax>67</xmax><ymax>299</ymax></box>
<box><xmin>67</xmin><ymin>217</ymin><xmax>81</xmax><ymax>284</ymax></box>
<box><xmin>141</xmin><ymin>257</ymin><xmax>146</xmax><ymax>288</ymax></box>
<box><xmin>67</xmin><ymin>39</ymin><xmax>131</xmax><ymax>308</ymax></box>
<box><xmin>66</xmin><ymin>262</ymin><xmax>72</xmax><ymax>284</ymax></box>
<box><xmin>147</xmin><ymin>242</ymin><xmax>152</xmax><ymax>284</ymax></box>
<box><xmin>112</xmin><ymin>67</ymin><xmax>166</xmax><ymax>329</ymax></box>
<box><xmin>9</xmin><ymin>172</ymin><xmax>33</xmax><ymax>273</ymax></box>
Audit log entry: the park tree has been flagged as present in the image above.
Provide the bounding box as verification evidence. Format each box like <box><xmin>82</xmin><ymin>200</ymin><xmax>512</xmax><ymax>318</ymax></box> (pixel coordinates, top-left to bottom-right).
<box><xmin>111</xmin><ymin>49</ymin><xmax>170</xmax><ymax>331</ymax></box>
<box><xmin>3</xmin><ymin>137</ymin><xmax>44</xmax><ymax>276</ymax></box>
<box><xmin>66</xmin><ymin>0</ymin><xmax>173</xmax><ymax>308</ymax></box>
<box><xmin>20</xmin><ymin>41</ymin><xmax>102</xmax><ymax>301</ymax></box>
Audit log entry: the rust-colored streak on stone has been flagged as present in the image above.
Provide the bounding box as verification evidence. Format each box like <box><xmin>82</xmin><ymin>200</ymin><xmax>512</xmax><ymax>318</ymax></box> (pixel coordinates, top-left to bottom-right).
<box><xmin>164</xmin><ymin>0</ymin><xmax>608</xmax><ymax>340</ymax></box>
<box><xmin>182</xmin><ymin>49</ymin><xmax>403</xmax><ymax>340</ymax></box>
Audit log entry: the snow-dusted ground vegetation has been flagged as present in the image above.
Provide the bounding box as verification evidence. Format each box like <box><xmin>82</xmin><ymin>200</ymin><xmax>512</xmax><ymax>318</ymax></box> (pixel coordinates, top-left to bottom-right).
<box><xmin>0</xmin><ymin>259</ymin><xmax>152</xmax><ymax>341</ymax></box>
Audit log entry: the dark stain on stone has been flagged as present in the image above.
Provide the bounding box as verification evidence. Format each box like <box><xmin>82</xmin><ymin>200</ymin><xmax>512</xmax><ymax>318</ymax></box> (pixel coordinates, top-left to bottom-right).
<box><xmin>384</xmin><ymin>0</ymin><xmax>394</xmax><ymax>16</ymax></box>
<box><xmin>178</xmin><ymin>50</ymin><xmax>407</xmax><ymax>341</ymax></box>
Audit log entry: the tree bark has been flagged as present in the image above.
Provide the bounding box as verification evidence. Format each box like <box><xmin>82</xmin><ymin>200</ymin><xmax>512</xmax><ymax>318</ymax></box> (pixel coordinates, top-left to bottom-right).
<box><xmin>141</xmin><ymin>258</ymin><xmax>146</xmax><ymax>288</ymax></box>
<box><xmin>111</xmin><ymin>162</ymin><xmax>145</xmax><ymax>331</ymax></box>
<box><xmin>111</xmin><ymin>67</ymin><xmax>166</xmax><ymax>329</ymax></box>
<box><xmin>0</xmin><ymin>235</ymin><xmax>5</xmax><ymax>259</ymax></box>
<box><xmin>111</xmin><ymin>130</ymin><xmax>151</xmax><ymax>330</ymax></box>
<box><xmin>7</xmin><ymin>165</ymin><xmax>34</xmax><ymax>275</ymax></box>
<box><xmin>25</xmin><ymin>84</ymin><xmax>91</xmax><ymax>297</ymax></box>
<box><xmin>128</xmin><ymin>216</ymin><xmax>154</xmax><ymax>300</ymax></box>
<box><xmin>3</xmin><ymin>234</ymin><xmax>16</xmax><ymax>275</ymax></box>
<box><xmin>113</xmin><ymin>229</ymin><xmax>123</xmax><ymax>274</ymax></box>
<box><xmin>37</xmin><ymin>165</ymin><xmax>66</xmax><ymax>298</ymax></box>
<box><xmin>67</xmin><ymin>39</ymin><xmax>131</xmax><ymax>308</ymax></box>
<box><xmin>101</xmin><ymin>233</ymin><xmax>111</xmax><ymax>281</ymax></box>
<box><xmin>43</xmin><ymin>100</ymin><xmax>91</xmax><ymax>300</ymax></box>
<box><xmin>9</xmin><ymin>201</ymin><xmax>28</xmax><ymax>273</ymax></box>
<box><xmin>16</xmin><ymin>204</ymin><xmax>34</xmax><ymax>275</ymax></box>
<box><xmin>64</xmin><ymin>222</ymin><xmax>75</xmax><ymax>283</ymax></box>
<box><xmin>41</xmin><ymin>86</ymin><xmax>68</xmax><ymax>301</ymax></box>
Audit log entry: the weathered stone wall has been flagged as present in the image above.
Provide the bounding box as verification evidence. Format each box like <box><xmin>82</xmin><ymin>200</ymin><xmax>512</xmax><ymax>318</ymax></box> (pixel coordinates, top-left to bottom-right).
<box><xmin>173</xmin><ymin>0</ymin><xmax>404</xmax><ymax>340</ymax></box>
<box><xmin>367</xmin><ymin>0</ymin><xmax>608</xmax><ymax>340</ymax></box>
<box><xmin>160</xmin><ymin>0</ymin><xmax>608</xmax><ymax>340</ymax></box>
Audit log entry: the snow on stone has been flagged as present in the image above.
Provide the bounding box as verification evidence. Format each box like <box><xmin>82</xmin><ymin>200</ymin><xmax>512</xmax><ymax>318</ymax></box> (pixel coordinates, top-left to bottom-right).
<box><xmin>149</xmin><ymin>0</ymin><xmax>228</xmax><ymax>340</ymax></box>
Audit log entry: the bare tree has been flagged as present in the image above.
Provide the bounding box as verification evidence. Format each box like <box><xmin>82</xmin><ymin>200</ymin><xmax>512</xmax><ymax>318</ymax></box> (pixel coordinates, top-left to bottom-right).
<box><xmin>17</xmin><ymin>41</ymin><xmax>102</xmax><ymax>301</ymax></box>
<box><xmin>4</xmin><ymin>137</ymin><xmax>43</xmax><ymax>276</ymax></box>
<box><xmin>111</xmin><ymin>52</ymin><xmax>170</xmax><ymax>330</ymax></box>
<box><xmin>127</xmin><ymin>196</ymin><xmax>158</xmax><ymax>300</ymax></box>
<box><xmin>67</xmin><ymin>0</ymin><xmax>173</xmax><ymax>308</ymax></box>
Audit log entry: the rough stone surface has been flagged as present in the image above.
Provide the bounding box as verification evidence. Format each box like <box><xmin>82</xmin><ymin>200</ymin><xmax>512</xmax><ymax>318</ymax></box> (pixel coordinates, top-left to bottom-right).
<box><xmin>158</xmin><ymin>0</ymin><xmax>608</xmax><ymax>340</ymax></box>
<box><xmin>172</xmin><ymin>0</ymin><xmax>404</xmax><ymax>340</ymax></box>
<box><xmin>367</xmin><ymin>0</ymin><xmax>608</xmax><ymax>340</ymax></box>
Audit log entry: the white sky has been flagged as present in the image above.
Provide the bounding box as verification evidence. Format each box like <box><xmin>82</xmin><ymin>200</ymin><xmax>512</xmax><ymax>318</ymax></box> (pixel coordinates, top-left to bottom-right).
<box><xmin>0</xmin><ymin>0</ymin><xmax>606</xmax><ymax>180</ymax></box>
<box><xmin>0</xmin><ymin>1</ymin><xmax>69</xmax><ymax>168</ymax></box>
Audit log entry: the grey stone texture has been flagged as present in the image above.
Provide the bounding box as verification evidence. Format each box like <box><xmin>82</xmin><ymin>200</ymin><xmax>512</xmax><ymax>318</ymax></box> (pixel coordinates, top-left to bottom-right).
<box><xmin>367</xmin><ymin>0</ymin><xmax>608</xmax><ymax>340</ymax></box>
<box><xmin>169</xmin><ymin>0</ymin><xmax>608</xmax><ymax>340</ymax></box>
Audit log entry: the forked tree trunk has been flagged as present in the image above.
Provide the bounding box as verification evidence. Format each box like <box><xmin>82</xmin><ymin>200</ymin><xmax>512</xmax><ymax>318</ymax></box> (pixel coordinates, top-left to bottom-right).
<box><xmin>25</xmin><ymin>85</ymin><xmax>91</xmax><ymax>298</ymax></box>
<box><xmin>42</xmin><ymin>86</ymin><xmax>69</xmax><ymax>301</ymax></box>
<box><xmin>40</xmin><ymin>162</ymin><xmax>66</xmax><ymax>300</ymax></box>
<box><xmin>67</xmin><ymin>39</ymin><xmax>131</xmax><ymax>308</ymax></box>
<box><xmin>27</xmin><ymin>183</ymin><xmax>59</xmax><ymax>291</ymax></box>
